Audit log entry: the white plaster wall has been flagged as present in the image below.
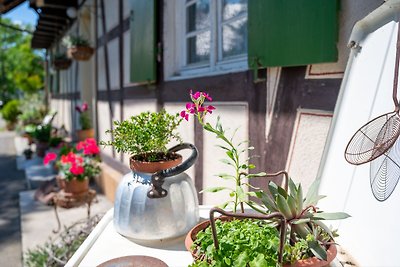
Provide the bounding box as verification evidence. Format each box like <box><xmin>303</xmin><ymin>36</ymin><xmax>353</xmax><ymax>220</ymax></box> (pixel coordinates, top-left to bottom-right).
<box><xmin>107</xmin><ymin>38</ymin><xmax>120</xmax><ymax>90</ymax></box>
<box><xmin>97</xmin><ymin>101</ymin><xmax>121</xmax><ymax>158</ymax></box>
<box><xmin>123</xmin><ymin>30</ymin><xmax>130</xmax><ymax>85</ymax></box>
<box><xmin>286</xmin><ymin>111</ymin><xmax>332</xmax><ymax>191</ymax></box>
<box><xmin>319</xmin><ymin>21</ymin><xmax>400</xmax><ymax>266</ymax></box>
<box><xmin>104</xmin><ymin>0</ymin><xmax>119</xmax><ymax>32</ymax></box>
<box><xmin>202</xmin><ymin>103</ymin><xmax>248</xmax><ymax>205</ymax></box>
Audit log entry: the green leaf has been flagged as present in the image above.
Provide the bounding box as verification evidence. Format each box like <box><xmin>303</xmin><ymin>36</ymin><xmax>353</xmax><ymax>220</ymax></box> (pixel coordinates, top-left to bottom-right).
<box><xmin>200</xmin><ymin>186</ymin><xmax>232</xmax><ymax>193</ymax></box>
<box><xmin>249</xmin><ymin>253</ymin><xmax>269</xmax><ymax>267</ymax></box>
<box><xmin>291</xmin><ymin>218</ymin><xmax>311</xmax><ymax>224</ymax></box>
<box><xmin>255</xmin><ymin>191</ymin><xmax>277</xmax><ymax>211</ymax></box>
<box><xmin>308</xmin><ymin>240</ymin><xmax>327</xmax><ymax>261</ymax></box>
<box><xmin>217</xmin><ymin>201</ymin><xmax>231</xmax><ymax>209</ymax></box>
<box><xmin>233</xmin><ymin>251</ymin><xmax>249</xmax><ymax>267</ymax></box>
<box><xmin>236</xmin><ymin>186</ymin><xmax>245</xmax><ymax>201</ymax></box>
<box><xmin>226</xmin><ymin>150</ymin><xmax>235</xmax><ymax>161</ymax></box>
<box><xmin>276</xmin><ymin>194</ymin><xmax>292</xmax><ymax>218</ymax></box>
<box><xmin>313</xmin><ymin>212</ymin><xmax>351</xmax><ymax>220</ymax></box>
<box><xmin>287</xmin><ymin>195</ymin><xmax>298</xmax><ymax>217</ymax></box>
<box><xmin>216</xmin><ymin>173</ymin><xmax>236</xmax><ymax>180</ymax></box>
<box><xmin>288</xmin><ymin>177</ymin><xmax>297</xmax><ymax>197</ymax></box>
<box><xmin>297</xmin><ymin>183</ymin><xmax>303</xmax><ymax>214</ymax></box>
<box><xmin>268</xmin><ymin>181</ymin><xmax>279</xmax><ymax>197</ymax></box>
<box><xmin>245</xmin><ymin>200</ymin><xmax>268</xmax><ymax>215</ymax></box>
<box><xmin>215</xmin><ymin>144</ymin><xmax>231</xmax><ymax>151</ymax></box>
<box><xmin>248</xmin><ymin>164</ymin><xmax>255</xmax><ymax>169</ymax></box>
<box><xmin>304</xmin><ymin>179</ymin><xmax>322</xmax><ymax>206</ymax></box>
<box><xmin>219</xmin><ymin>158</ymin><xmax>234</xmax><ymax>166</ymax></box>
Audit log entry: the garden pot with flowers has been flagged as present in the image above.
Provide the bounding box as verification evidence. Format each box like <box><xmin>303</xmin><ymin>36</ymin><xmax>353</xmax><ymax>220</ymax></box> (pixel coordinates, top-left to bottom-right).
<box><xmin>44</xmin><ymin>138</ymin><xmax>101</xmax><ymax>195</ymax></box>
<box><xmin>75</xmin><ymin>102</ymin><xmax>94</xmax><ymax>141</ymax></box>
<box><xmin>101</xmin><ymin>109</ymin><xmax>200</xmax><ymax>241</ymax></box>
<box><xmin>180</xmin><ymin>91</ymin><xmax>350</xmax><ymax>267</ymax></box>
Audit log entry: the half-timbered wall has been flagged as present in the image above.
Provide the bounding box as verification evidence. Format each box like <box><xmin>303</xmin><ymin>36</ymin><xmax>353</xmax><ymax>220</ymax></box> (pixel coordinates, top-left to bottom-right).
<box><xmin>49</xmin><ymin>0</ymin><xmax>383</xmax><ymax>205</ymax></box>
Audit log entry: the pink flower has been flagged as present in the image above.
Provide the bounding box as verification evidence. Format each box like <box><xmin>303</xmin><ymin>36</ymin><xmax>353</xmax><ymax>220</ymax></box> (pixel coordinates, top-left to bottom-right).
<box><xmin>206</xmin><ymin>105</ymin><xmax>215</xmax><ymax>114</ymax></box>
<box><xmin>70</xmin><ymin>164</ymin><xmax>84</xmax><ymax>175</ymax></box>
<box><xmin>191</xmin><ymin>91</ymin><xmax>201</xmax><ymax>100</ymax></box>
<box><xmin>81</xmin><ymin>102</ymin><xmax>88</xmax><ymax>112</ymax></box>
<box><xmin>43</xmin><ymin>152</ymin><xmax>57</xmax><ymax>165</ymax></box>
<box><xmin>84</xmin><ymin>143</ymin><xmax>100</xmax><ymax>155</ymax></box>
<box><xmin>76</xmin><ymin>141</ymin><xmax>85</xmax><ymax>151</ymax></box>
<box><xmin>203</xmin><ymin>92</ymin><xmax>212</xmax><ymax>101</ymax></box>
<box><xmin>180</xmin><ymin>110</ymin><xmax>189</xmax><ymax>121</ymax></box>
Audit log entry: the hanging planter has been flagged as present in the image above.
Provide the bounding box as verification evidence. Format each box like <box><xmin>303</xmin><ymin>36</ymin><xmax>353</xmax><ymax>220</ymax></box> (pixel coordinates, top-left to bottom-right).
<box><xmin>63</xmin><ymin>35</ymin><xmax>94</xmax><ymax>61</ymax></box>
<box><xmin>68</xmin><ymin>46</ymin><xmax>94</xmax><ymax>61</ymax></box>
<box><xmin>52</xmin><ymin>53</ymin><xmax>72</xmax><ymax>70</ymax></box>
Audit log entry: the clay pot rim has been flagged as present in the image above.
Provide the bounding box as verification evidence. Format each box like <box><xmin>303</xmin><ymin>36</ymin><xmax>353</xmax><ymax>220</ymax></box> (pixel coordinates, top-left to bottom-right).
<box><xmin>129</xmin><ymin>152</ymin><xmax>182</xmax><ymax>173</ymax></box>
<box><xmin>185</xmin><ymin>218</ymin><xmax>337</xmax><ymax>267</ymax></box>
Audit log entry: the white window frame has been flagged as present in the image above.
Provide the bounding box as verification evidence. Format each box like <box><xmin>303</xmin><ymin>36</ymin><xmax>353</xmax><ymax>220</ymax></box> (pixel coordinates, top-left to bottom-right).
<box><xmin>163</xmin><ymin>0</ymin><xmax>248</xmax><ymax>81</ymax></box>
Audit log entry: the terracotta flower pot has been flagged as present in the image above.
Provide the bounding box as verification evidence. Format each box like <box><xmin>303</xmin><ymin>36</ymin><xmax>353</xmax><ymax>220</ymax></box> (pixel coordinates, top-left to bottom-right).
<box><xmin>76</xmin><ymin>128</ymin><xmax>94</xmax><ymax>141</ymax></box>
<box><xmin>64</xmin><ymin>178</ymin><xmax>89</xmax><ymax>194</ymax></box>
<box><xmin>68</xmin><ymin>46</ymin><xmax>94</xmax><ymax>61</ymax></box>
<box><xmin>283</xmin><ymin>244</ymin><xmax>337</xmax><ymax>267</ymax></box>
<box><xmin>185</xmin><ymin>218</ymin><xmax>337</xmax><ymax>267</ymax></box>
<box><xmin>129</xmin><ymin>152</ymin><xmax>182</xmax><ymax>173</ymax></box>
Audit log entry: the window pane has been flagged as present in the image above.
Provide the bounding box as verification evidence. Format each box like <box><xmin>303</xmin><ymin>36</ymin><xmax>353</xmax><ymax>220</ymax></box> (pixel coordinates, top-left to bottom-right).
<box><xmin>222</xmin><ymin>0</ymin><xmax>247</xmax><ymax>21</ymax></box>
<box><xmin>222</xmin><ymin>17</ymin><xmax>247</xmax><ymax>58</ymax></box>
<box><xmin>186</xmin><ymin>0</ymin><xmax>210</xmax><ymax>33</ymax></box>
<box><xmin>187</xmin><ymin>31</ymin><xmax>210</xmax><ymax>64</ymax></box>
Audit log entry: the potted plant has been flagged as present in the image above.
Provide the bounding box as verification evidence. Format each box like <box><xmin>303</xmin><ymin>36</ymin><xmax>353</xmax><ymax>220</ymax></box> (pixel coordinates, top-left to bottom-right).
<box><xmin>44</xmin><ymin>138</ymin><xmax>101</xmax><ymax>194</ymax></box>
<box><xmin>63</xmin><ymin>35</ymin><xmax>94</xmax><ymax>61</ymax></box>
<box><xmin>1</xmin><ymin>99</ymin><xmax>21</xmax><ymax>130</ymax></box>
<box><xmin>181</xmin><ymin>91</ymin><xmax>350</xmax><ymax>267</ymax></box>
<box><xmin>32</xmin><ymin>124</ymin><xmax>52</xmax><ymax>157</ymax></box>
<box><xmin>101</xmin><ymin>109</ymin><xmax>200</xmax><ymax>240</ymax></box>
<box><xmin>75</xmin><ymin>102</ymin><xmax>94</xmax><ymax>141</ymax></box>
<box><xmin>52</xmin><ymin>52</ymin><xmax>72</xmax><ymax>70</ymax></box>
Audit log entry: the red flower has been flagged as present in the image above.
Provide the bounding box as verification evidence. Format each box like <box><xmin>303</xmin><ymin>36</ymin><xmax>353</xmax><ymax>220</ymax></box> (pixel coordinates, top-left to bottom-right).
<box><xmin>76</xmin><ymin>138</ymin><xmax>100</xmax><ymax>155</ymax></box>
<box><xmin>206</xmin><ymin>105</ymin><xmax>215</xmax><ymax>114</ymax></box>
<box><xmin>70</xmin><ymin>164</ymin><xmax>84</xmax><ymax>175</ymax></box>
<box><xmin>76</xmin><ymin>141</ymin><xmax>86</xmax><ymax>151</ymax></box>
<box><xmin>43</xmin><ymin>152</ymin><xmax>57</xmax><ymax>165</ymax></box>
<box><xmin>180</xmin><ymin>110</ymin><xmax>189</xmax><ymax>121</ymax></box>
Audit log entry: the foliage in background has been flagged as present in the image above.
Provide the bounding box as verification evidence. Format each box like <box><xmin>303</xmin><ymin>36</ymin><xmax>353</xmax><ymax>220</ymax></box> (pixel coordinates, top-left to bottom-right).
<box><xmin>62</xmin><ymin>35</ymin><xmax>91</xmax><ymax>48</ymax></box>
<box><xmin>1</xmin><ymin>99</ymin><xmax>20</xmax><ymax>123</ymax></box>
<box><xmin>32</xmin><ymin>124</ymin><xmax>52</xmax><ymax>143</ymax></box>
<box><xmin>24</xmin><ymin>214</ymin><xmax>103</xmax><ymax>267</ymax></box>
<box><xmin>17</xmin><ymin>92</ymin><xmax>47</xmax><ymax>126</ymax></box>
<box><xmin>0</xmin><ymin>18</ymin><xmax>44</xmax><ymax>104</ymax></box>
<box><xmin>101</xmin><ymin>109</ymin><xmax>182</xmax><ymax>162</ymax></box>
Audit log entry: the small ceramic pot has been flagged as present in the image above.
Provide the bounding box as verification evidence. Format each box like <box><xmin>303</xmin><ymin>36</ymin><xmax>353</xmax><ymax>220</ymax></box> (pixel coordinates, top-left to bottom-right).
<box><xmin>63</xmin><ymin>178</ymin><xmax>89</xmax><ymax>194</ymax></box>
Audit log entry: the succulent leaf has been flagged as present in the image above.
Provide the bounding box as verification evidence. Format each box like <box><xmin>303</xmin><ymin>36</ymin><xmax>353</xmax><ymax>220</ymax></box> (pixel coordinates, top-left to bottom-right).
<box><xmin>276</xmin><ymin>194</ymin><xmax>292</xmax><ymax>219</ymax></box>
<box><xmin>308</xmin><ymin>240</ymin><xmax>328</xmax><ymax>261</ymax></box>
<box><xmin>313</xmin><ymin>212</ymin><xmax>351</xmax><ymax>220</ymax></box>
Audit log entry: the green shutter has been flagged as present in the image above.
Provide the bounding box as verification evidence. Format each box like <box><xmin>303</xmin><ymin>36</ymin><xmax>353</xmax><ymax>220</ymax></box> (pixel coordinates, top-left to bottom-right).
<box><xmin>129</xmin><ymin>0</ymin><xmax>156</xmax><ymax>84</ymax></box>
<box><xmin>248</xmin><ymin>0</ymin><xmax>339</xmax><ymax>68</ymax></box>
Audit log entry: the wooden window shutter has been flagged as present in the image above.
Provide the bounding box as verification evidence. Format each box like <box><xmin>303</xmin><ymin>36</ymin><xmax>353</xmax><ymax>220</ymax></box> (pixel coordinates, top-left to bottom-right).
<box><xmin>248</xmin><ymin>0</ymin><xmax>339</xmax><ymax>68</ymax></box>
<box><xmin>129</xmin><ymin>0</ymin><xmax>156</xmax><ymax>84</ymax></box>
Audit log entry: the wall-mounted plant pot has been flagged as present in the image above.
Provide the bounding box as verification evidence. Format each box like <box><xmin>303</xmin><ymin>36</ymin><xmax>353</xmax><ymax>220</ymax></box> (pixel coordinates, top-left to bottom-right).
<box><xmin>68</xmin><ymin>46</ymin><xmax>94</xmax><ymax>61</ymax></box>
<box><xmin>76</xmin><ymin>128</ymin><xmax>94</xmax><ymax>141</ymax></box>
<box><xmin>53</xmin><ymin>59</ymin><xmax>72</xmax><ymax>70</ymax></box>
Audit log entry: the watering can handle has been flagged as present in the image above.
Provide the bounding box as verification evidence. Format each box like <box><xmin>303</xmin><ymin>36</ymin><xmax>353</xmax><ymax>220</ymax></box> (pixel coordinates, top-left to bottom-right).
<box><xmin>147</xmin><ymin>143</ymin><xmax>198</xmax><ymax>198</ymax></box>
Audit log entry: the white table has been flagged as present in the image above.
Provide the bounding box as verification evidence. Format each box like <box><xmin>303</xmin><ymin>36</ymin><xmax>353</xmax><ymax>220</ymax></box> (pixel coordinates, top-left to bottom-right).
<box><xmin>66</xmin><ymin>206</ymin><xmax>346</xmax><ymax>267</ymax></box>
<box><xmin>66</xmin><ymin>206</ymin><xmax>214</xmax><ymax>267</ymax></box>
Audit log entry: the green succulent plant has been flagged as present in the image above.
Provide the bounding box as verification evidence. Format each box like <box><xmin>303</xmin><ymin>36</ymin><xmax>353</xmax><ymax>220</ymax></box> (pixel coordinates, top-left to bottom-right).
<box><xmin>254</xmin><ymin>177</ymin><xmax>350</xmax><ymax>262</ymax></box>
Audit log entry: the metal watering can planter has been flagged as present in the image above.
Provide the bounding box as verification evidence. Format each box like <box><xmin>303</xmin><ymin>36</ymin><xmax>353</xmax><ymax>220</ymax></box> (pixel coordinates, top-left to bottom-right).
<box><xmin>114</xmin><ymin>143</ymin><xmax>199</xmax><ymax>240</ymax></box>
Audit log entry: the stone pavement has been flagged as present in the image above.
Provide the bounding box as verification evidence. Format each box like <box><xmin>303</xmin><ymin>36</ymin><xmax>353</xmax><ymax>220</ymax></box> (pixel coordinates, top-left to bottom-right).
<box><xmin>0</xmin><ymin>131</ymin><xmax>25</xmax><ymax>267</ymax></box>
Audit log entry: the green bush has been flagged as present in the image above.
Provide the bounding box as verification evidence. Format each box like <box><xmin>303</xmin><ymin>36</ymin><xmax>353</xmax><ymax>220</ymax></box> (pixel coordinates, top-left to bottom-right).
<box><xmin>1</xmin><ymin>99</ymin><xmax>21</xmax><ymax>123</ymax></box>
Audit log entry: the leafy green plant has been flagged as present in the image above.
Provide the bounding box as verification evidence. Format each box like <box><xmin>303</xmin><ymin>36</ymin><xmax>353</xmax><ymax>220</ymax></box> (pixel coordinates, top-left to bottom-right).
<box><xmin>101</xmin><ymin>109</ymin><xmax>182</xmax><ymax>162</ymax></box>
<box><xmin>255</xmin><ymin>177</ymin><xmax>350</xmax><ymax>262</ymax></box>
<box><xmin>32</xmin><ymin>124</ymin><xmax>52</xmax><ymax>143</ymax></box>
<box><xmin>190</xmin><ymin>219</ymin><xmax>280</xmax><ymax>267</ymax></box>
<box><xmin>17</xmin><ymin>92</ymin><xmax>47</xmax><ymax>126</ymax></box>
<box><xmin>1</xmin><ymin>99</ymin><xmax>21</xmax><ymax>124</ymax></box>
<box><xmin>62</xmin><ymin>35</ymin><xmax>91</xmax><ymax>48</ymax></box>
<box><xmin>181</xmin><ymin>91</ymin><xmax>266</xmax><ymax>213</ymax></box>
<box><xmin>24</xmin><ymin>215</ymin><xmax>102</xmax><ymax>267</ymax></box>
<box><xmin>75</xmin><ymin>102</ymin><xmax>91</xmax><ymax>130</ymax></box>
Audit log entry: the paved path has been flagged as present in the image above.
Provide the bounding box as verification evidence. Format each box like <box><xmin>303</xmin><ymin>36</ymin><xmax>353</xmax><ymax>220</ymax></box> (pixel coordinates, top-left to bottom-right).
<box><xmin>0</xmin><ymin>131</ymin><xmax>25</xmax><ymax>267</ymax></box>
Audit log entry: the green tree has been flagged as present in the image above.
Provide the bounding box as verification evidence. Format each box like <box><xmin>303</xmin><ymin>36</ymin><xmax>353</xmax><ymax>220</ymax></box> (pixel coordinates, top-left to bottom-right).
<box><xmin>0</xmin><ymin>18</ymin><xmax>44</xmax><ymax>104</ymax></box>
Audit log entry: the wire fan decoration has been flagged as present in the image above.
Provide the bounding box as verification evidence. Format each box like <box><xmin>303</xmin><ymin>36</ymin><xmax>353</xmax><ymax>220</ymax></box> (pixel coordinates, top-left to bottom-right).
<box><xmin>370</xmin><ymin>138</ymin><xmax>400</xmax><ymax>201</ymax></box>
<box><xmin>345</xmin><ymin>112</ymin><xmax>400</xmax><ymax>165</ymax></box>
<box><xmin>345</xmin><ymin>23</ymin><xmax>400</xmax><ymax>165</ymax></box>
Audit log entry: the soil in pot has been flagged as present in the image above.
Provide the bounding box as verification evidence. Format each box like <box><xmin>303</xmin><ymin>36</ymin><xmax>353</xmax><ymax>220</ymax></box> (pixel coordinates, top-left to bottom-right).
<box><xmin>130</xmin><ymin>152</ymin><xmax>182</xmax><ymax>173</ymax></box>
